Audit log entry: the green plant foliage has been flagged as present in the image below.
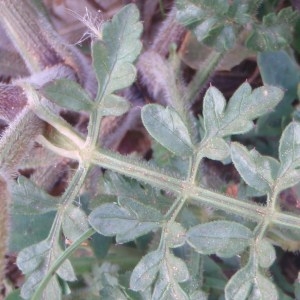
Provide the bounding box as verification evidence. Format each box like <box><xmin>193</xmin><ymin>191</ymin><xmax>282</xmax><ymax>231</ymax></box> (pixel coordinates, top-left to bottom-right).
<box><xmin>257</xmin><ymin>50</ymin><xmax>300</xmax><ymax>136</ymax></box>
<box><xmin>277</xmin><ymin>122</ymin><xmax>300</xmax><ymax>190</ymax></box>
<box><xmin>246</xmin><ymin>7</ymin><xmax>299</xmax><ymax>51</ymax></box>
<box><xmin>176</xmin><ymin>0</ymin><xmax>298</xmax><ymax>52</ymax></box>
<box><xmin>11</xmin><ymin>176</ymin><xmax>58</xmax><ymax>214</ymax></box>
<box><xmin>2</xmin><ymin>1</ymin><xmax>300</xmax><ymax>300</ymax></box>
<box><xmin>89</xmin><ymin>198</ymin><xmax>163</xmax><ymax>243</ymax></box>
<box><xmin>130</xmin><ymin>250</ymin><xmax>164</xmax><ymax>291</ymax></box>
<box><xmin>42</xmin><ymin>79</ymin><xmax>94</xmax><ymax>112</ymax></box>
<box><xmin>9</xmin><ymin>212</ymin><xmax>55</xmax><ymax>252</ymax></box>
<box><xmin>17</xmin><ymin>239</ymin><xmax>76</xmax><ymax>299</ymax></box>
<box><xmin>141</xmin><ymin>104</ymin><xmax>194</xmax><ymax>157</ymax></box>
<box><xmin>231</xmin><ymin>143</ymin><xmax>279</xmax><ymax>194</ymax></box>
<box><xmin>186</xmin><ymin>221</ymin><xmax>253</xmax><ymax>257</ymax></box>
<box><xmin>225</xmin><ymin>261</ymin><xmax>278</xmax><ymax>300</ymax></box>
<box><xmin>257</xmin><ymin>239</ymin><xmax>276</xmax><ymax>268</ymax></box>
<box><xmin>62</xmin><ymin>205</ymin><xmax>89</xmax><ymax>241</ymax></box>
<box><xmin>176</xmin><ymin>0</ymin><xmax>250</xmax><ymax>51</ymax></box>
<box><xmin>92</xmin><ymin>4</ymin><xmax>142</xmax><ymax>99</ymax></box>
<box><xmin>130</xmin><ymin>249</ymin><xmax>189</xmax><ymax>299</ymax></box>
<box><xmin>202</xmin><ymin>83</ymin><xmax>283</xmax><ymax>138</ymax></box>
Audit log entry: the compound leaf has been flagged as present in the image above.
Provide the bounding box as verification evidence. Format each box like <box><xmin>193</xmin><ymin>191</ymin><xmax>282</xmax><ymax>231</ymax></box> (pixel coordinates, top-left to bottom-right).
<box><xmin>186</xmin><ymin>221</ymin><xmax>252</xmax><ymax>257</ymax></box>
<box><xmin>142</xmin><ymin>104</ymin><xmax>193</xmax><ymax>157</ymax></box>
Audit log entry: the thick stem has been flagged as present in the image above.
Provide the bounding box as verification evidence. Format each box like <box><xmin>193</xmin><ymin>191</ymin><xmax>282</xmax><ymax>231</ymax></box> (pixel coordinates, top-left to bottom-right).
<box><xmin>0</xmin><ymin>0</ymin><xmax>89</xmax><ymax>85</ymax></box>
<box><xmin>0</xmin><ymin>84</ymin><xmax>26</xmax><ymax>123</ymax></box>
<box><xmin>89</xmin><ymin>149</ymin><xmax>300</xmax><ymax>230</ymax></box>
<box><xmin>0</xmin><ymin>0</ymin><xmax>62</xmax><ymax>72</ymax></box>
<box><xmin>0</xmin><ymin>106</ymin><xmax>45</xmax><ymax>175</ymax></box>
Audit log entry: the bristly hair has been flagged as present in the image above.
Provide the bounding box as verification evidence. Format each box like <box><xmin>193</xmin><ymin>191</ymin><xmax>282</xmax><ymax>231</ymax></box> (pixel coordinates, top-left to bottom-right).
<box><xmin>67</xmin><ymin>7</ymin><xmax>103</xmax><ymax>44</ymax></box>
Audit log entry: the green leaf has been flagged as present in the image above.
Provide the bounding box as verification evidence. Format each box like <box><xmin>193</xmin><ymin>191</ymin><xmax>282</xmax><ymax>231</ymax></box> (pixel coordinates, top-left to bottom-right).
<box><xmin>100</xmin><ymin>94</ymin><xmax>130</xmax><ymax>116</ymax></box>
<box><xmin>11</xmin><ymin>176</ymin><xmax>58</xmax><ymax>215</ymax></box>
<box><xmin>17</xmin><ymin>240</ymin><xmax>51</xmax><ymax>274</ymax></box>
<box><xmin>152</xmin><ymin>252</ymin><xmax>189</xmax><ymax>300</ymax></box>
<box><xmin>88</xmin><ymin>198</ymin><xmax>163</xmax><ymax>243</ymax></box>
<box><xmin>279</xmin><ymin>122</ymin><xmax>300</xmax><ymax>172</ymax></box>
<box><xmin>203</xmin><ymin>24</ymin><xmax>236</xmax><ymax>51</ymax></box>
<box><xmin>130</xmin><ymin>250</ymin><xmax>164</xmax><ymax>291</ymax></box>
<box><xmin>257</xmin><ymin>239</ymin><xmax>276</xmax><ymax>268</ymax></box>
<box><xmin>142</xmin><ymin>104</ymin><xmax>193</xmax><ymax>157</ymax></box>
<box><xmin>277</xmin><ymin>122</ymin><xmax>300</xmax><ymax>190</ymax></box>
<box><xmin>175</xmin><ymin>0</ymin><xmax>248</xmax><ymax>51</ymax></box>
<box><xmin>202</xmin><ymin>256</ymin><xmax>227</xmax><ymax>290</ymax></box>
<box><xmin>100</xmin><ymin>286</ymin><xmax>127</xmax><ymax>300</ymax></box>
<box><xmin>42</xmin><ymin>79</ymin><xmax>94</xmax><ymax>112</ymax></box>
<box><xmin>100</xmin><ymin>171</ymin><xmax>172</xmax><ymax>212</ymax></box>
<box><xmin>190</xmin><ymin>290</ymin><xmax>208</xmax><ymax>300</ymax></box>
<box><xmin>231</xmin><ymin>142</ymin><xmax>279</xmax><ymax>193</ymax></box>
<box><xmin>153</xmin><ymin>271</ymin><xmax>189</xmax><ymax>300</ymax></box>
<box><xmin>166</xmin><ymin>253</ymin><xmax>189</xmax><ymax>283</ymax></box>
<box><xmin>62</xmin><ymin>205</ymin><xmax>89</xmax><ymax>242</ymax></box>
<box><xmin>164</xmin><ymin>222</ymin><xmax>186</xmax><ymax>248</ymax></box>
<box><xmin>186</xmin><ymin>221</ymin><xmax>253</xmax><ymax>257</ymax></box>
<box><xmin>257</xmin><ymin>50</ymin><xmax>300</xmax><ymax>135</ymax></box>
<box><xmin>201</xmin><ymin>137</ymin><xmax>230</xmax><ymax>161</ymax></box>
<box><xmin>246</xmin><ymin>8</ymin><xmax>298</xmax><ymax>52</ymax></box>
<box><xmin>202</xmin><ymin>83</ymin><xmax>284</xmax><ymax>138</ymax></box>
<box><xmin>92</xmin><ymin>4</ymin><xmax>142</xmax><ymax>98</ymax></box>
<box><xmin>21</xmin><ymin>274</ymin><xmax>61</xmax><ymax>300</ymax></box>
<box><xmin>152</xmin><ymin>141</ymin><xmax>189</xmax><ymax>177</ymax></box>
<box><xmin>9</xmin><ymin>212</ymin><xmax>55</xmax><ymax>252</ymax></box>
<box><xmin>203</xmin><ymin>86</ymin><xmax>227</xmax><ymax>137</ymax></box>
<box><xmin>17</xmin><ymin>238</ymin><xmax>76</xmax><ymax>299</ymax></box>
<box><xmin>225</xmin><ymin>263</ymin><xmax>278</xmax><ymax>300</ymax></box>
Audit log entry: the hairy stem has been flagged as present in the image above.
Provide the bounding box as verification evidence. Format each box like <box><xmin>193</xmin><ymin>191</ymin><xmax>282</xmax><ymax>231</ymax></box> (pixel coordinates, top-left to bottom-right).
<box><xmin>0</xmin><ymin>0</ymin><xmax>89</xmax><ymax>85</ymax></box>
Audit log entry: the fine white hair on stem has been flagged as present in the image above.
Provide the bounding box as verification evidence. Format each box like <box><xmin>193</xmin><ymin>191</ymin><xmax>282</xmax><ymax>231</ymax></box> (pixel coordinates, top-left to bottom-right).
<box><xmin>66</xmin><ymin>7</ymin><xmax>103</xmax><ymax>44</ymax></box>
